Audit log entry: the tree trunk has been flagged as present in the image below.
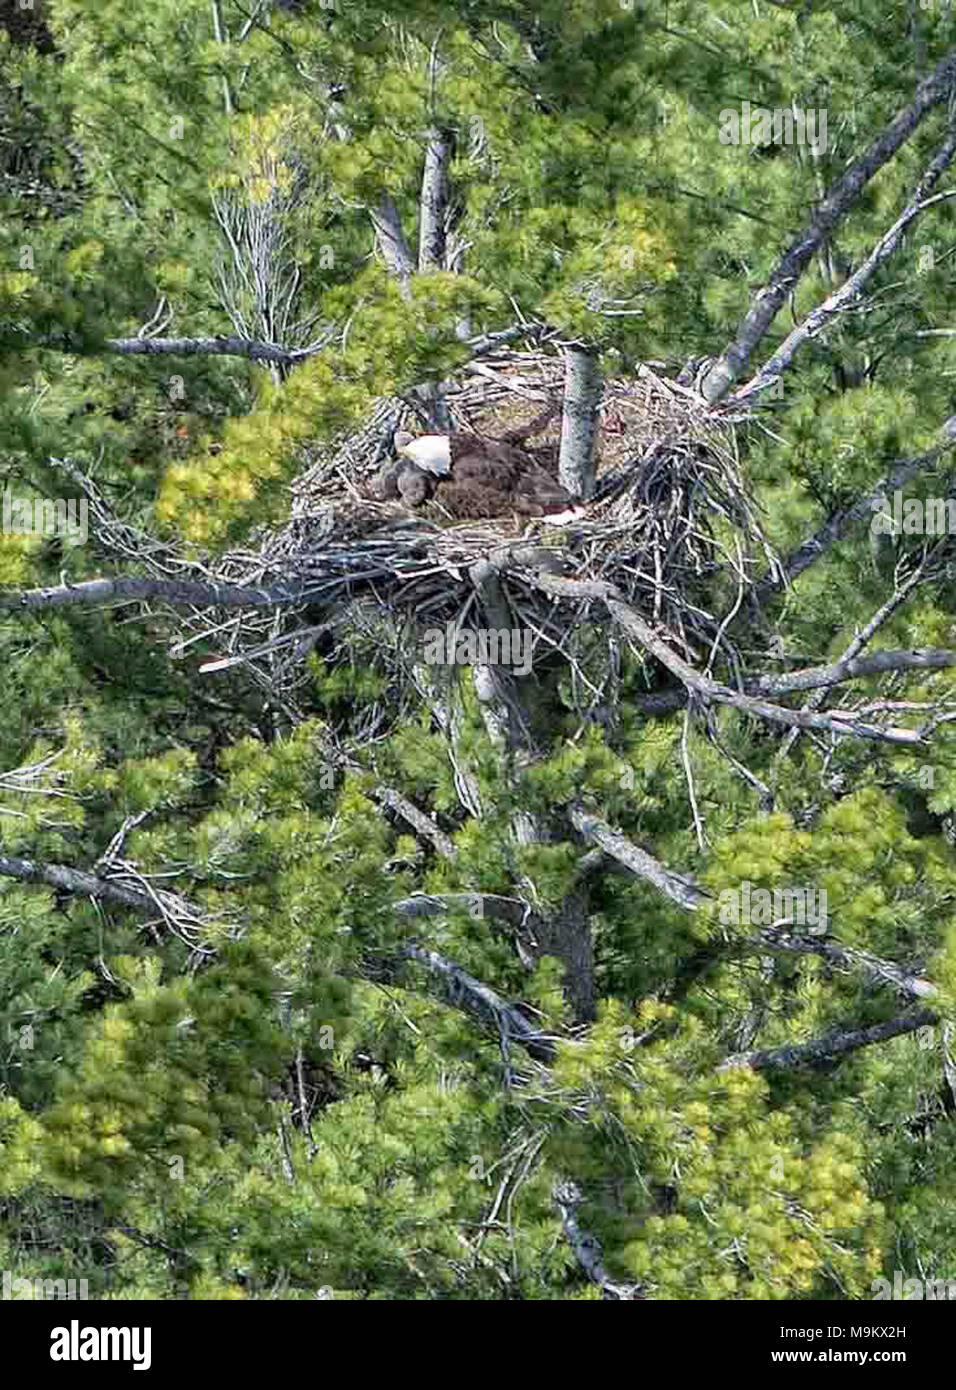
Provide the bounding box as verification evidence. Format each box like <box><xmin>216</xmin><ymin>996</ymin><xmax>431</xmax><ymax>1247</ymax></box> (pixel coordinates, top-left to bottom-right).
<box><xmin>418</xmin><ymin>129</ymin><xmax>450</xmax><ymax>272</ymax></box>
<box><xmin>416</xmin><ymin>129</ymin><xmax>455</xmax><ymax>425</ymax></box>
<box><xmin>370</xmin><ymin>195</ymin><xmax>415</xmax><ymax>300</ymax></box>
<box><xmin>558</xmin><ymin>347</ymin><xmax>601</xmax><ymax>499</ymax></box>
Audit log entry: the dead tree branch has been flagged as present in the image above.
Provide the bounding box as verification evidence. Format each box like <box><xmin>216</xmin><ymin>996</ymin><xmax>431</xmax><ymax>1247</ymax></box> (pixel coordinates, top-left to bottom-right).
<box><xmin>552</xmin><ymin>1181</ymin><xmax>643</xmax><ymax>1299</ymax></box>
<box><xmin>720</xmin><ymin>1009</ymin><xmax>939</xmax><ymax>1072</ymax></box>
<box><xmin>744</xmin><ymin>930</ymin><xmax>939</xmax><ymax>1002</ymax></box>
<box><xmin>370</xmin><ymin>786</ymin><xmax>457</xmax><ymax>859</ymax></box>
<box><xmin>569</xmin><ymin>806</ymin><xmax>707</xmax><ymax>912</ymax></box>
<box><xmin>529</xmin><ymin>572</ymin><xmax>926</xmax><ymax>744</ymax></box>
<box><xmin>702</xmin><ymin>45</ymin><xmax>956</xmax><ymax>403</ymax></box>
<box><xmin>0</xmin><ymin>575</ymin><xmax>313</xmax><ymax>613</ymax></box>
<box><xmin>398</xmin><ymin>943</ymin><xmax>556</xmax><ymax>1062</ymax></box>
<box><xmin>750</xmin><ymin>415</ymin><xmax>956</xmax><ymax>604</ymax></box>
<box><xmin>634</xmin><ymin>645</ymin><xmax>956</xmax><ymax>716</ymax></box>
<box><xmin>731</xmin><ymin>125</ymin><xmax>956</xmax><ymax>403</ymax></box>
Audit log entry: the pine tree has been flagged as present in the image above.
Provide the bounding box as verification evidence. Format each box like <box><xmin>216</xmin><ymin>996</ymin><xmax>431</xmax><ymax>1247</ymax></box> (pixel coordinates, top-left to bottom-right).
<box><xmin>1</xmin><ymin>0</ymin><xmax>956</xmax><ymax>1302</ymax></box>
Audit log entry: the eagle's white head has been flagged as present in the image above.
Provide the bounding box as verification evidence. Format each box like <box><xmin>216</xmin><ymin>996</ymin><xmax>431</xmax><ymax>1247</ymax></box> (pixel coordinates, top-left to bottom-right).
<box><xmin>394</xmin><ymin>431</ymin><xmax>452</xmax><ymax>477</ymax></box>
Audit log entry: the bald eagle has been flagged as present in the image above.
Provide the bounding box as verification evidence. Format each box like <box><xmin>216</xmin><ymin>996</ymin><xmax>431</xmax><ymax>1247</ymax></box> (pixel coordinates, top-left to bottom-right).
<box><xmin>373</xmin><ymin>430</ymin><xmax>582</xmax><ymax>521</ymax></box>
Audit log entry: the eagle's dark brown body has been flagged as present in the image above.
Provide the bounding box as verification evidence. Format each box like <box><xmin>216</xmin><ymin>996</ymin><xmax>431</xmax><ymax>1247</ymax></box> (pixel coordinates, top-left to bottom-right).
<box><xmin>373</xmin><ymin>432</ymin><xmax>575</xmax><ymax>520</ymax></box>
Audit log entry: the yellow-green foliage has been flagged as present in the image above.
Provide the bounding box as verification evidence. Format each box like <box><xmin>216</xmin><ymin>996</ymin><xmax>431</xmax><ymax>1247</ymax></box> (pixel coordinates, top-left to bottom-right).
<box><xmin>547</xmin><ymin>1002</ymin><xmax>884</xmax><ymax>1298</ymax></box>
<box><xmin>158</xmin><ymin>269</ymin><xmax>502</xmax><ymax>545</ymax></box>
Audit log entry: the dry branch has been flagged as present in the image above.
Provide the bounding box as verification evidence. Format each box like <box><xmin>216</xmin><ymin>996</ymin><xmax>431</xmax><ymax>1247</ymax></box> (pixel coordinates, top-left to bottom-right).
<box><xmin>0</xmin><ymin>575</ymin><xmax>313</xmax><ymax>613</ymax></box>
<box><xmin>370</xmin><ymin>786</ymin><xmax>457</xmax><ymax>859</ymax></box>
<box><xmin>720</xmin><ymin>1009</ymin><xmax>939</xmax><ymax>1072</ymax></box>
<box><xmin>751</xmin><ymin>414</ymin><xmax>956</xmax><ymax>604</ymax></box>
<box><xmin>702</xmin><ymin>45</ymin><xmax>956</xmax><ymax>402</ymax></box>
<box><xmin>731</xmin><ymin>124</ymin><xmax>956</xmax><ymax>403</ymax></box>
<box><xmin>399</xmin><ymin>943</ymin><xmax>556</xmax><ymax>1062</ymax></box>
<box><xmin>530</xmin><ymin>572</ymin><xmax>926</xmax><ymax>744</ymax></box>
<box><xmin>394</xmin><ymin>892</ymin><xmax>530</xmax><ymax>926</ymax></box>
<box><xmin>744</xmin><ymin>931</ymin><xmax>939</xmax><ymax>1002</ymax></box>
<box><xmin>552</xmin><ymin>1181</ymin><xmax>643</xmax><ymax>1299</ymax></box>
<box><xmin>635</xmin><ymin>645</ymin><xmax>956</xmax><ymax>715</ymax></box>
<box><xmin>0</xmin><ymin>853</ymin><xmax>206</xmax><ymax>944</ymax></box>
<box><xmin>749</xmin><ymin>648</ymin><xmax>956</xmax><ymax>695</ymax></box>
<box><xmin>569</xmin><ymin>806</ymin><xmax>706</xmax><ymax>912</ymax></box>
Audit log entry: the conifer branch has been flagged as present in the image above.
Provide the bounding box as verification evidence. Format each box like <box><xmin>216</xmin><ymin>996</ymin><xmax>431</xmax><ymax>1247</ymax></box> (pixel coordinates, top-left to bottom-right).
<box><xmin>529</xmin><ymin>572</ymin><xmax>926</xmax><ymax>744</ymax></box>
<box><xmin>0</xmin><ymin>852</ymin><xmax>940</xmax><ymax>1081</ymax></box>
<box><xmin>702</xmin><ymin>44</ymin><xmax>956</xmax><ymax>402</ymax></box>
<box><xmin>743</xmin><ymin>931</ymin><xmax>939</xmax><ymax>1002</ymax></box>
<box><xmin>321</xmin><ymin>741</ymin><xmax>460</xmax><ymax>859</ymax></box>
<box><xmin>730</xmin><ymin>126</ymin><xmax>956</xmax><ymax>403</ymax></box>
<box><xmin>720</xmin><ymin>1008</ymin><xmax>939</xmax><ymax>1072</ymax></box>
<box><xmin>568</xmin><ymin>821</ymin><xmax>942</xmax><ymax>1013</ymax></box>
<box><xmin>0</xmin><ymin>852</ymin><xmax>557</xmax><ymax>1058</ymax></box>
<box><xmin>750</xmin><ymin>415</ymin><xmax>956</xmax><ymax>604</ymax></box>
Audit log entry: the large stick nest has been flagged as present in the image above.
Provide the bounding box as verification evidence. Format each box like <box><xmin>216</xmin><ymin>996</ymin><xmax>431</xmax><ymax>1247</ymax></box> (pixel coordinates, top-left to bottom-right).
<box><xmin>96</xmin><ymin>350</ymin><xmax>773</xmax><ymax>721</ymax></box>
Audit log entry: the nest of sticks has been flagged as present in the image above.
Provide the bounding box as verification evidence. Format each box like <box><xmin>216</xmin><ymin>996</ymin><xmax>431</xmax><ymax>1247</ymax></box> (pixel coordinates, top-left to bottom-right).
<box><xmin>70</xmin><ymin>349</ymin><xmax>774</xmax><ymax>725</ymax></box>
